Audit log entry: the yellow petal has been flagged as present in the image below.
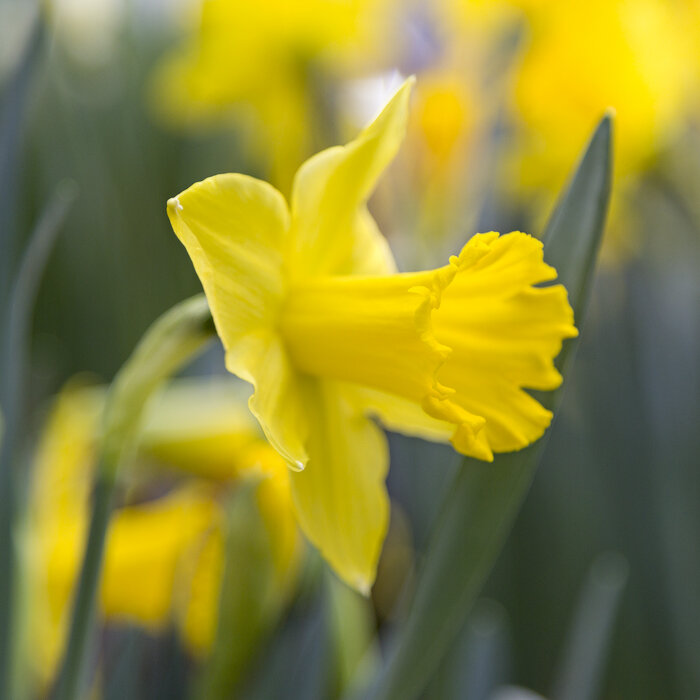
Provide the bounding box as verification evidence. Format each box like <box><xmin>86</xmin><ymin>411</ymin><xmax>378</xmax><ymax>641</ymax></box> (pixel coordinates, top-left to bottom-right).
<box><xmin>342</xmin><ymin>384</ymin><xmax>454</xmax><ymax>444</ymax></box>
<box><xmin>167</xmin><ymin>174</ymin><xmax>288</xmax><ymax>340</ymax></box>
<box><xmin>167</xmin><ymin>175</ymin><xmax>309</xmax><ymax>468</ymax></box>
<box><xmin>433</xmin><ymin>232</ymin><xmax>578</xmax><ymax>456</ymax></box>
<box><xmin>29</xmin><ymin>384</ymin><xmax>102</xmax><ymax>685</ymax></box>
<box><xmin>101</xmin><ymin>486</ymin><xmax>223</xmax><ymax>631</ymax></box>
<box><xmin>245</xmin><ymin>443</ymin><xmax>304</xmax><ymax>590</ymax></box>
<box><xmin>141</xmin><ymin>378</ymin><xmax>262</xmax><ymax>480</ymax></box>
<box><xmin>179</xmin><ymin>518</ymin><xmax>225</xmax><ymax>656</ymax></box>
<box><xmin>289</xmin><ymin>381</ymin><xmax>389</xmax><ymax>593</ymax></box>
<box><xmin>287</xmin><ymin>78</ymin><xmax>414</xmax><ymax>279</ymax></box>
<box><xmin>32</xmin><ymin>383</ymin><xmax>101</xmax><ymax>524</ymax></box>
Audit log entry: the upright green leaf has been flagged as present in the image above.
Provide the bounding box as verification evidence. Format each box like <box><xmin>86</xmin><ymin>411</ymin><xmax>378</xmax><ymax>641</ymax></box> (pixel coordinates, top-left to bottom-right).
<box><xmin>0</xmin><ymin>10</ymin><xmax>43</xmax><ymax>313</ymax></box>
<box><xmin>365</xmin><ymin>114</ymin><xmax>613</xmax><ymax>700</ymax></box>
<box><xmin>194</xmin><ymin>478</ymin><xmax>281</xmax><ymax>700</ymax></box>
<box><xmin>542</xmin><ymin>111</ymin><xmax>613</xmax><ymax>384</ymax></box>
<box><xmin>0</xmin><ymin>182</ymin><xmax>77</xmax><ymax>699</ymax></box>
<box><xmin>551</xmin><ymin>552</ymin><xmax>628</xmax><ymax>700</ymax></box>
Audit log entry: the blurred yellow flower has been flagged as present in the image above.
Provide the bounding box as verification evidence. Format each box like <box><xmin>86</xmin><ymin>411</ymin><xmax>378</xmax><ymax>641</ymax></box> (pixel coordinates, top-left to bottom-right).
<box><xmin>511</xmin><ymin>0</ymin><xmax>694</xmax><ymax>192</ymax></box>
<box><xmin>28</xmin><ymin>378</ymin><xmax>300</xmax><ymax>686</ymax></box>
<box><xmin>402</xmin><ymin>65</ymin><xmax>479</xmax><ymax>191</ymax></box>
<box><xmin>167</xmin><ymin>78</ymin><xmax>577</xmax><ymax>592</ymax></box>
<box><xmin>150</xmin><ymin>0</ymin><xmax>392</xmax><ymax>190</ymax></box>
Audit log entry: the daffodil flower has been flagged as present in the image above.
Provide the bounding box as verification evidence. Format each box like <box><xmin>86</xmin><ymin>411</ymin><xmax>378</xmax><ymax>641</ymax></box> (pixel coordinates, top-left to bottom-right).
<box><xmin>167</xmin><ymin>78</ymin><xmax>577</xmax><ymax>592</ymax></box>
<box><xmin>150</xmin><ymin>0</ymin><xmax>392</xmax><ymax>188</ymax></box>
<box><xmin>512</xmin><ymin>0</ymin><xmax>693</xmax><ymax>191</ymax></box>
<box><xmin>28</xmin><ymin>379</ymin><xmax>300</xmax><ymax>687</ymax></box>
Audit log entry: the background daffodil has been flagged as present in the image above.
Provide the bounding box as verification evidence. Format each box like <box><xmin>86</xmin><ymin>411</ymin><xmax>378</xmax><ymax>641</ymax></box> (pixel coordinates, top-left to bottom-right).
<box><xmin>167</xmin><ymin>78</ymin><xmax>577</xmax><ymax>592</ymax></box>
<box><xmin>28</xmin><ymin>378</ymin><xmax>301</xmax><ymax>689</ymax></box>
<box><xmin>510</xmin><ymin>0</ymin><xmax>694</xmax><ymax>194</ymax></box>
<box><xmin>150</xmin><ymin>0</ymin><xmax>393</xmax><ymax>190</ymax></box>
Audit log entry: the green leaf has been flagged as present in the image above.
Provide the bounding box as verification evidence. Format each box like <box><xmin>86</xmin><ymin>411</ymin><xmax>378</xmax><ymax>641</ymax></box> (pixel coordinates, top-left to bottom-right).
<box><xmin>365</xmin><ymin>114</ymin><xmax>613</xmax><ymax>700</ymax></box>
<box><xmin>194</xmin><ymin>477</ymin><xmax>282</xmax><ymax>700</ymax></box>
<box><xmin>0</xmin><ymin>9</ymin><xmax>43</xmax><ymax>314</ymax></box>
<box><xmin>542</xmin><ymin>111</ymin><xmax>613</xmax><ymax>387</ymax></box>
<box><xmin>0</xmin><ymin>181</ymin><xmax>77</xmax><ymax>699</ymax></box>
<box><xmin>551</xmin><ymin>552</ymin><xmax>628</xmax><ymax>700</ymax></box>
<box><xmin>327</xmin><ymin>571</ymin><xmax>380</xmax><ymax>697</ymax></box>
<box><xmin>99</xmin><ymin>295</ymin><xmax>216</xmax><ymax>476</ymax></box>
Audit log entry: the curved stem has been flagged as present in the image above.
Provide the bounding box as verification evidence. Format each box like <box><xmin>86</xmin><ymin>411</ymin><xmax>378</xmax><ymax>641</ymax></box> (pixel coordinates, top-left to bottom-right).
<box><xmin>54</xmin><ymin>295</ymin><xmax>215</xmax><ymax>700</ymax></box>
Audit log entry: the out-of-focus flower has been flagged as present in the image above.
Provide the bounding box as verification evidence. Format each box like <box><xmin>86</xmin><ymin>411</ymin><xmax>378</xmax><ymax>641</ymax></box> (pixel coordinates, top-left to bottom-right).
<box><xmin>167</xmin><ymin>78</ymin><xmax>577</xmax><ymax>591</ymax></box>
<box><xmin>411</xmin><ymin>70</ymin><xmax>474</xmax><ymax>174</ymax></box>
<box><xmin>402</xmin><ymin>66</ymin><xmax>481</xmax><ymax>259</ymax></box>
<box><xmin>510</xmin><ymin>0</ymin><xmax>694</xmax><ymax>194</ymax></box>
<box><xmin>28</xmin><ymin>377</ymin><xmax>301</xmax><ymax>687</ymax></box>
<box><xmin>150</xmin><ymin>0</ymin><xmax>393</xmax><ymax>190</ymax></box>
<box><xmin>339</xmin><ymin>1</ymin><xmax>520</xmax><ymax>266</ymax></box>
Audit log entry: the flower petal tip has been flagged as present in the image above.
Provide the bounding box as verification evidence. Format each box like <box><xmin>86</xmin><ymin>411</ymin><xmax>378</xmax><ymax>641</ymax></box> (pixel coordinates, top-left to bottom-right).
<box><xmin>167</xmin><ymin>196</ymin><xmax>184</xmax><ymax>214</ymax></box>
<box><xmin>284</xmin><ymin>454</ymin><xmax>307</xmax><ymax>472</ymax></box>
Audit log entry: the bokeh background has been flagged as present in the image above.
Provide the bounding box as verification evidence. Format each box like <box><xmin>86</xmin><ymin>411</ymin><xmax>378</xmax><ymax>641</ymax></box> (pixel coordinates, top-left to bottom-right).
<box><xmin>2</xmin><ymin>0</ymin><xmax>699</xmax><ymax>698</ymax></box>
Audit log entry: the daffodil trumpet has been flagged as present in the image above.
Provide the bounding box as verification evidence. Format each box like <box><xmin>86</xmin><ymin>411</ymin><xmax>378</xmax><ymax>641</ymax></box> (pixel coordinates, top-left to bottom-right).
<box><xmin>167</xmin><ymin>77</ymin><xmax>577</xmax><ymax>591</ymax></box>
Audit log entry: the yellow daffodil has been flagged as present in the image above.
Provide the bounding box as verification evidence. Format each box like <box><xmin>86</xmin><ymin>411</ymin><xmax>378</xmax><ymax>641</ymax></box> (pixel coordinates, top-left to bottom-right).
<box><xmin>166</xmin><ymin>78</ymin><xmax>577</xmax><ymax>592</ymax></box>
<box><xmin>150</xmin><ymin>0</ymin><xmax>393</xmax><ymax>190</ymax></box>
<box><xmin>411</xmin><ymin>71</ymin><xmax>474</xmax><ymax>174</ymax></box>
<box><xmin>28</xmin><ymin>378</ymin><xmax>301</xmax><ymax>687</ymax></box>
<box><xmin>511</xmin><ymin>0</ymin><xmax>694</xmax><ymax>193</ymax></box>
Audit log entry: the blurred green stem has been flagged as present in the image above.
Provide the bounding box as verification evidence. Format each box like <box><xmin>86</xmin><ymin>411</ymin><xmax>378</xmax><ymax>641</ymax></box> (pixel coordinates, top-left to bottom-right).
<box><xmin>194</xmin><ymin>478</ymin><xmax>277</xmax><ymax>700</ymax></box>
<box><xmin>54</xmin><ymin>295</ymin><xmax>215</xmax><ymax>700</ymax></box>
<box><xmin>0</xmin><ymin>182</ymin><xmax>76</xmax><ymax>699</ymax></box>
<box><xmin>327</xmin><ymin>572</ymin><xmax>379</xmax><ymax>697</ymax></box>
<box><xmin>0</xmin><ymin>10</ymin><xmax>42</xmax><ymax>313</ymax></box>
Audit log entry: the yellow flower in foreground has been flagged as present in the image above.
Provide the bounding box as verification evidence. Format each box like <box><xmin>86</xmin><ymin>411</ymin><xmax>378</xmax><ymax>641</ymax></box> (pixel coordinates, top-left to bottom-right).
<box><xmin>29</xmin><ymin>379</ymin><xmax>300</xmax><ymax>686</ymax></box>
<box><xmin>167</xmin><ymin>78</ymin><xmax>577</xmax><ymax>591</ymax></box>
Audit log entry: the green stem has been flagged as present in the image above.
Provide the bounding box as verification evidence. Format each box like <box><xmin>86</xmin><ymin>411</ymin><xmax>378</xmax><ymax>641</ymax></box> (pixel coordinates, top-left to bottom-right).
<box><xmin>0</xmin><ymin>182</ymin><xmax>76</xmax><ymax>699</ymax></box>
<box><xmin>54</xmin><ymin>295</ymin><xmax>215</xmax><ymax>700</ymax></box>
<box><xmin>52</xmin><ymin>469</ymin><xmax>115</xmax><ymax>699</ymax></box>
<box><xmin>0</xmin><ymin>11</ymin><xmax>43</xmax><ymax>311</ymax></box>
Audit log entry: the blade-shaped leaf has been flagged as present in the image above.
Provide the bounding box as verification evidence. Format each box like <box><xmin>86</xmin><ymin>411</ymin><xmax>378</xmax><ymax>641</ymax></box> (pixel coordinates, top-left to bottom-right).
<box><xmin>0</xmin><ymin>181</ymin><xmax>77</xmax><ymax>698</ymax></box>
<box><xmin>365</xmin><ymin>114</ymin><xmax>612</xmax><ymax>700</ymax></box>
<box><xmin>194</xmin><ymin>479</ymin><xmax>280</xmax><ymax>700</ymax></box>
<box><xmin>0</xmin><ymin>10</ymin><xmax>43</xmax><ymax>313</ymax></box>
<box><xmin>551</xmin><ymin>552</ymin><xmax>628</xmax><ymax>700</ymax></box>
